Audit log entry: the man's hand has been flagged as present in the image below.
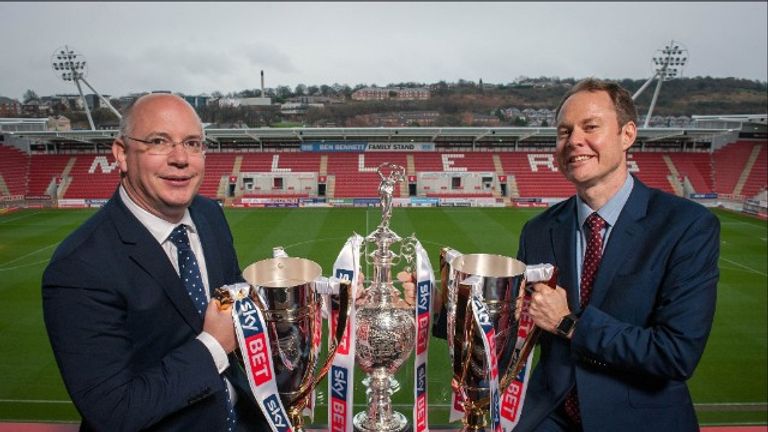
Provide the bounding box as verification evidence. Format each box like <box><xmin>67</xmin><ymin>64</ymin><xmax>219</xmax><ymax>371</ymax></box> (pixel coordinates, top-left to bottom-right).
<box><xmin>528</xmin><ymin>283</ymin><xmax>571</xmax><ymax>334</ymax></box>
<box><xmin>203</xmin><ymin>300</ymin><xmax>236</xmax><ymax>353</ymax></box>
<box><xmin>397</xmin><ymin>271</ymin><xmax>416</xmax><ymax>306</ymax></box>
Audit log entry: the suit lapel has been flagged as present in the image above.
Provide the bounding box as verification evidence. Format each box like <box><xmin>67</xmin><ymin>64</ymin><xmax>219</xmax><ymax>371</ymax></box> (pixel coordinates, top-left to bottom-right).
<box><xmin>588</xmin><ymin>179</ymin><xmax>650</xmax><ymax>308</ymax></box>
<box><xmin>550</xmin><ymin>198</ymin><xmax>581</xmax><ymax>311</ymax></box>
<box><xmin>109</xmin><ymin>192</ymin><xmax>203</xmax><ymax>331</ymax></box>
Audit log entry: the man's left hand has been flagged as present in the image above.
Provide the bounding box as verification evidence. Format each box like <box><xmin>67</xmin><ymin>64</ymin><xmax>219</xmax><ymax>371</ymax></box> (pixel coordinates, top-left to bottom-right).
<box><xmin>528</xmin><ymin>283</ymin><xmax>571</xmax><ymax>334</ymax></box>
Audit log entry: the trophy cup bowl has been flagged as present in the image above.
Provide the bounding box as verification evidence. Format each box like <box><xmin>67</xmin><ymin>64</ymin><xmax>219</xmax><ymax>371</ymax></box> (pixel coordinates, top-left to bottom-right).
<box><xmin>240</xmin><ymin>257</ymin><xmax>351</xmax><ymax>431</ymax></box>
<box><xmin>446</xmin><ymin>253</ymin><xmax>528</xmax><ymax>431</ymax></box>
<box><xmin>354</xmin><ymin>293</ymin><xmax>415</xmax><ymax>431</ymax></box>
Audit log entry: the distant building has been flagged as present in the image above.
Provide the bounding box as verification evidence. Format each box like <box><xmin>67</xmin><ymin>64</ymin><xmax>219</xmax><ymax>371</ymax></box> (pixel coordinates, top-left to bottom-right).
<box><xmin>47</xmin><ymin>115</ymin><xmax>71</xmax><ymax>131</ymax></box>
<box><xmin>182</xmin><ymin>94</ymin><xmax>210</xmax><ymax>110</ymax></box>
<box><xmin>0</xmin><ymin>97</ymin><xmax>22</xmax><ymax>117</ymax></box>
<box><xmin>84</xmin><ymin>94</ymin><xmax>111</xmax><ymax>110</ymax></box>
<box><xmin>348</xmin><ymin>111</ymin><xmax>439</xmax><ymax>127</ymax></box>
<box><xmin>49</xmin><ymin>94</ymin><xmax>85</xmax><ymax>110</ymax></box>
<box><xmin>287</xmin><ymin>95</ymin><xmax>344</xmax><ymax>105</ymax></box>
<box><xmin>281</xmin><ymin>102</ymin><xmax>324</xmax><ymax>116</ymax></box>
<box><xmin>118</xmin><ymin>93</ymin><xmax>148</xmax><ymax>109</ymax></box>
<box><xmin>351</xmin><ymin>86</ymin><xmax>430</xmax><ymax>101</ymax></box>
<box><xmin>461</xmin><ymin>112</ymin><xmax>500</xmax><ymax>127</ymax></box>
<box><xmin>218</xmin><ymin>97</ymin><xmax>272</xmax><ymax>108</ymax></box>
<box><xmin>22</xmin><ymin>99</ymin><xmax>53</xmax><ymax>116</ymax></box>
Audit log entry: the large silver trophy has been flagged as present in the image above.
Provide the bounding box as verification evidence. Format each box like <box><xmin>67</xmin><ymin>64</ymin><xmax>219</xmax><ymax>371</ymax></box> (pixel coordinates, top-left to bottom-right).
<box><xmin>353</xmin><ymin>163</ymin><xmax>422</xmax><ymax>432</ymax></box>
<box><xmin>441</xmin><ymin>249</ymin><xmax>555</xmax><ymax>431</ymax></box>
<box><xmin>215</xmin><ymin>257</ymin><xmax>351</xmax><ymax>432</ymax></box>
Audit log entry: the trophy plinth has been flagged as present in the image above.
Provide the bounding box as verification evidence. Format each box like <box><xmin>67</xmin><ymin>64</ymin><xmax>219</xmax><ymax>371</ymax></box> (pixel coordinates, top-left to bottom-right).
<box><xmin>353</xmin><ymin>163</ymin><xmax>415</xmax><ymax>432</ymax></box>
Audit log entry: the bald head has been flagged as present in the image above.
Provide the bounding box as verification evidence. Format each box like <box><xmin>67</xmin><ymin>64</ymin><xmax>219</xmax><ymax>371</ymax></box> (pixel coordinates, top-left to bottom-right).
<box><xmin>119</xmin><ymin>94</ymin><xmax>202</xmax><ymax>138</ymax></box>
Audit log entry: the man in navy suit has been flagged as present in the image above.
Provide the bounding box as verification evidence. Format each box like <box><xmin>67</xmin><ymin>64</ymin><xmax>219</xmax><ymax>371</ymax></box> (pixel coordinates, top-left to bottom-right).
<box><xmin>515</xmin><ymin>79</ymin><xmax>719</xmax><ymax>431</ymax></box>
<box><xmin>43</xmin><ymin>94</ymin><xmax>267</xmax><ymax>431</ymax></box>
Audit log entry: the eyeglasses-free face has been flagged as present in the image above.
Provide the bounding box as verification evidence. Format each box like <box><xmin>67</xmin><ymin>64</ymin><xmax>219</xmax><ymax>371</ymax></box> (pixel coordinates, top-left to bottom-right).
<box><xmin>123</xmin><ymin>135</ymin><xmax>207</xmax><ymax>155</ymax></box>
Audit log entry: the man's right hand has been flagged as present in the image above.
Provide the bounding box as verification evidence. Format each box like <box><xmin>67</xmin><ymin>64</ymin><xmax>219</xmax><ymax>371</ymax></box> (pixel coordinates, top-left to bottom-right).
<box><xmin>203</xmin><ymin>300</ymin><xmax>236</xmax><ymax>353</ymax></box>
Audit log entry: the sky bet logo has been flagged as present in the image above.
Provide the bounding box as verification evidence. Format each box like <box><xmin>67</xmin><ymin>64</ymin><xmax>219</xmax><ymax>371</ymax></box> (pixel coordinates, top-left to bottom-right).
<box><xmin>330</xmin><ymin>366</ymin><xmax>348</xmax><ymax>400</ymax></box>
<box><xmin>330</xmin><ymin>366</ymin><xmax>349</xmax><ymax>431</ymax></box>
<box><xmin>237</xmin><ymin>299</ymin><xmax>272</xmax><ymax>385</ymax></box>
<box><xmin>238</xmin><ymin>299</ymin><xmax>266</xmax><ymax>333</ymax></box>
<box><xmin>417</xmin><ymin>280</ymin><xmax>432</xmax><ymax>354</ymax></box>
<box><xmin>416</xmin><ymin>364</ymin><xmax>428</xmax><ymax>432</ymax></box>
<box><xmin>417</xmin><ymin>280</ymin><xmax>431</xmax><ymax>315</ymax></box>
<box><xmin>264</xmin><ymin>394</ymin><xmax>292</xmax><ymax>432</ymax></box>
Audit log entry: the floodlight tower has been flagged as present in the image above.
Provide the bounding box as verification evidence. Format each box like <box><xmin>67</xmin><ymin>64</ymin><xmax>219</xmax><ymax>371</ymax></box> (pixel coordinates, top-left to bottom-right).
<box><xmin>51</xmin><ymin>46</ymin><xmax>122</xmax><ymax>130</ymax></box>
<box><xmin>632</xmin><ymin>40</ymin><xmax>688</xmax><ymax>128</ymax></box>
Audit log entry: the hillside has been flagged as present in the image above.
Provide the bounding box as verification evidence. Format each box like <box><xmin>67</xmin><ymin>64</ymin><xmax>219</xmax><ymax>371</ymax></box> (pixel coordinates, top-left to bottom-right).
<box><xmin>58</xmin><ymin>77</ymin><xmax>768</xmax><ymax>129</ymax></box>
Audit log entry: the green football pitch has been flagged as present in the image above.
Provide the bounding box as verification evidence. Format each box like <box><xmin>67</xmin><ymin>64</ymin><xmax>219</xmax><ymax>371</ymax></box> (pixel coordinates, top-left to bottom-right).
<box><xmin>0</xmin><ymin>207</ymin><xmax>765</xmax><ymax>426</ymax></box>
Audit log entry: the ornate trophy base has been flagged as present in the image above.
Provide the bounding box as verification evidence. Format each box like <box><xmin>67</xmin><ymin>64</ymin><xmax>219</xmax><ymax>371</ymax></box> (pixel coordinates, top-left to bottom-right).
<box><xmin>352</xmin><ymin>368</ymin><xmax>409</xmax><ymax>432</ymax></box>
<box><xmin>352</xmin><ymin>410</ymin><xmax>408</xmax><ymax>432</ymax></box>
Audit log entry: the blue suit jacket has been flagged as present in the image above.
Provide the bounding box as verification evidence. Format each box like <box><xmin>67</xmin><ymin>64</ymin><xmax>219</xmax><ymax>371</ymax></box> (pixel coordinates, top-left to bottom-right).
<box><xmin>43</xmin><ymin>191</ymin><xmax>265</xmax><ymax>431</ymax></box>
<box><xmin>514</xmin><ymin>178</ymin><xmax>719</xmax><ymax>432</ymax></box>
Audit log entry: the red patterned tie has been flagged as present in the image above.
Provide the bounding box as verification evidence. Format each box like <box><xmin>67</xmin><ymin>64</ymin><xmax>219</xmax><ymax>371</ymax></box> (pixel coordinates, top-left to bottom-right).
<box><xmin>564</xmin><ymin>212</ymin><xmax>606</xmax><ymax>425</ymax></box>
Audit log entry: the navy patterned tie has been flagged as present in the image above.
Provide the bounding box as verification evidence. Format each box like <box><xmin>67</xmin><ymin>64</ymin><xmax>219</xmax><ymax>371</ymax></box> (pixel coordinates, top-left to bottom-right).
<box><xmin>168</xmin><ymin>225</ymin><xmax>237</xmax><ymax>430</ymax></box>
<box><xmin>564</xmin><ymin>212</ymin><xmax>607</xmax><ymax>425</ymax></box>
<box><xmin>169</xmin><ymin>225</ymin><xmax>207</xmax><ymax>315</ymax></box>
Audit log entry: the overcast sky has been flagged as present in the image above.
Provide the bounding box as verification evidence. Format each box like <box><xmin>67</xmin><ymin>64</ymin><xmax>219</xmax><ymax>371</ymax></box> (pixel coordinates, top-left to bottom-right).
<box><xmin>1</xmin><ymin>2</ymin><xmax>766</xmax><ymax>100</ymax></box>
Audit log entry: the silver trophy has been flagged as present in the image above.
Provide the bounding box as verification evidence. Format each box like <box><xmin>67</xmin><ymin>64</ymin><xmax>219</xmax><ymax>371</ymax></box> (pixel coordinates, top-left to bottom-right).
<box><xmin>353</xmin><ymin>163</ymin><xmax>417</xmax><ymax>432</ymax></box>
<box><xmin>215</xmin><ymin>257</ymin><xmax>351</xmax><ymax>432</ymax></box>
<box><xmin>441</xmin><ymin>250</ymin><xmax>555</xmax><ymax>431</ymax></box>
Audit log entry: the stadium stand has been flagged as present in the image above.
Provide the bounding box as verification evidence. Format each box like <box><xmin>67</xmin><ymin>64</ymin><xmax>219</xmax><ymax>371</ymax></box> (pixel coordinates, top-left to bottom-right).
<box><xmin>273</xmin><ymin>152</ymin><xmax>322</xmax><ymax>172</ymax></box>
<box><xmin>713</xmin><ymin>140</ymin><xmax>767</xmax><ymax>198</ymax></box>
<box><xmin>327</xmin><ymin>152</ymin><xmax>409</xmax><ymax>198</ymax></box>
<box><xmin>2</xmin><ymin>128</ymin><xmax>765</xmax><ymax>207</ymax></box>
<box><xmin>26</xmin><ymin>154</ymin><xmax>72</xmax><ymax>197</ymax></box>
<box><xmin>0</xmin><ymin>144</ymin><xmax>29</xmax><ymax>196</ymax></box>
<box><xmin>740</xmin><ymin>143</ymin><xmax>767</xmax><ymax>198</ymax></box>
<box><xmin>667</xmin><ymin>152</ymin><xmax>715</xmax><ymax>194</ymax></box>
<box><xmin>413</xmin><ymin>152</ymin><xmax>496</xmax><ymax>172</ymax></box>
<box><xmin>495</xmin><ymin>152</ymin><xmax>575</xmax><ymax>198</ymax></box>
<box><xmin>239</xmin><ymin>153</ymin><xmax>274</xmax><ymax>173</ymax></box>
<box><xmin>626</xmin><ymin>152</ymin><xmax>676</xmax><ymax>194</ymax></box>
<box><xmin>8</xmin><ymin>148</ymin><xmax>766</xmax><ymax>202</ymax></box>
<box><xmin>64</xmin><ymin>155</ymin><xmax>120</xmax><ymax>199</ymax></box>
<box><xmin>199</xmin><ymin>153</ymin><xmax>237</xmax><ymax>198</ymax></box>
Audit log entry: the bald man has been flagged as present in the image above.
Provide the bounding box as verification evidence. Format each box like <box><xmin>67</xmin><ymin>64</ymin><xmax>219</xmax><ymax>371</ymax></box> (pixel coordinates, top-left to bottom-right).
<box><xmin>43</xmin><ymin>94</ymin><xmax>267</xmax><ymax>431</ymax></box>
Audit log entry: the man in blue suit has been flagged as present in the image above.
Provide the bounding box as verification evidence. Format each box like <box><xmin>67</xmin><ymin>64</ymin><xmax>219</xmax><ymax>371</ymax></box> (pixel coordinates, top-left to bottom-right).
<box><xmin>515</xmin><ymin>79</ymin><xmax>719</xmax><ymax>431</ymax></box>
<box><xmin>43</xmin><ymin>94</ymin><xmax>267</xmax><ymax>431</ymax></box>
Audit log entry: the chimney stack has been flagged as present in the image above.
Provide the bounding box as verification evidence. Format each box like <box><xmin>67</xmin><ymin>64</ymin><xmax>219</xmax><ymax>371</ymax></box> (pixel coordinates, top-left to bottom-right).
<box><xmin>261</xmin><ymin>70</ymin><xmax>265</xmax><ymax>97</ymax></box>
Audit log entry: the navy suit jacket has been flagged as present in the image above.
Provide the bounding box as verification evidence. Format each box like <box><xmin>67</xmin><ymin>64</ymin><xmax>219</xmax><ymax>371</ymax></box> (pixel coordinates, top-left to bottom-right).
<box><xmin>43</xmin><ymin>191</ymin><xmax>265</xmax><ymax>431</ymax></box>
<box><xmin>514</xmin><ymin>178</ymin><xmax>719</xmax><ymax>432</ymax></box>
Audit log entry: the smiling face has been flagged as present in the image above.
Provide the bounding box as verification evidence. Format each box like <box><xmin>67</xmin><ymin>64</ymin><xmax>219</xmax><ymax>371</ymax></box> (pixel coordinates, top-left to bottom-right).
<box><xmin>555</xmin><ymin>90</ymin><xmax>637</xmax><ymax>207</ymax></box>
<box><xmin>112</xmin><ymin>94</ymin><xmax>205</xmax><ymax>223</ymax></box>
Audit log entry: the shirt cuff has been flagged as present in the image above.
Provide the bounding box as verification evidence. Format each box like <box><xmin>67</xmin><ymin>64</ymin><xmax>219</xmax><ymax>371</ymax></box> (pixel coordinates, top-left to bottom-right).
<box><xmin>197</xmin><ymin>331</ymin><xmax>230</xmax><ymax>373</ymax></box>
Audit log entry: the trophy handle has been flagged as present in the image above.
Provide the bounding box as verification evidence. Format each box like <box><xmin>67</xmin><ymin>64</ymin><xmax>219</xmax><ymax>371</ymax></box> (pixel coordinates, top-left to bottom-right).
<box><xmin>293</xmin><ymin>279</ymin><xmax>352</xmax><ymax>404</ymax></box>
<box><xmin>458</xmin><ymin>289</ymin><xmax>477</xmax><ymax>387</ymax></box>
<box><xmin>500</xmin><ymin>267</ymin><xmax>559</xmax><ymax>390</ymax></box>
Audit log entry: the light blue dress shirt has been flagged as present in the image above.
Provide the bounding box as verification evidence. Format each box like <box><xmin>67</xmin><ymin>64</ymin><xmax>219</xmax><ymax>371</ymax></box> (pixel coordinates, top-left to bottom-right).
<box><xmin>575</xmin><ymin>175</ymin><xmax>635</xmax><ymax>292</ymax></box>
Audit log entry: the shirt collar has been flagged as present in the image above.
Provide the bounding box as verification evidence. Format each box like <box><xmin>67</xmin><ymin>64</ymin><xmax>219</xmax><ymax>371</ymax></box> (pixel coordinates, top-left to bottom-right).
<box><xmin>119</xmin><ymin>185</ymin><xmax>196</xmax><ymax>244</ymax></box>
<box><xmin>576</xmin><ymin>174</ymin><xmax>634</xmax><ymax>229</ymax></box>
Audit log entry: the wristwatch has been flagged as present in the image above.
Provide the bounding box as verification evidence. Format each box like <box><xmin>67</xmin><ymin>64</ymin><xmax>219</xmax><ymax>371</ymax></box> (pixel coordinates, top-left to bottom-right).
<box><xmin>556</xmin><ymin>313</ymin><xmax>579</xmax><ymax>338</ymax></box>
